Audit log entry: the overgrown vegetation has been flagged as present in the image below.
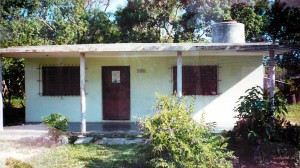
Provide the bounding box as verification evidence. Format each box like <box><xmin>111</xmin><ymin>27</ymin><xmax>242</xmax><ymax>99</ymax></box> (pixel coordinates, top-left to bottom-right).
<box><xmin>286</xmin><ymin>103</ymin><xmax>300</xmax><ymax>124</ymax></box>
<box><xmin>228</xmin><ymin>86</ymin><xmax>300</xmax><ymax>165</ymax></box>
<box><xmin>233</xmin><ymin>86</ymin><xmax>288</xmax><ymax>143</ymax></box>
<box><xmin>141</xmin><ymin>94</ymin><xmax>233</xmax><ymax>167</ymax></box>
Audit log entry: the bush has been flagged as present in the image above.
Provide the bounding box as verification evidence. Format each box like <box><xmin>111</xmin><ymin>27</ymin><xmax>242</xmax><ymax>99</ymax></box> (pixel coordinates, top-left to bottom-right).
<box><xmin>42</xmin><ymin>113</ymin><xmax>69</xmax><ymax>132</ymax></box>
<box><xmin>233</xmin><ymin>86</ymin><xmax>288</xmax><ymax>143</ymax></box>
<box><xmin>42</xmin><ymin>113</ymin><xmax>69</xmax><ymax>142</ymax></box>
<box><xmin>140</xmin><ymin>94</ymin><xmax>233</xmax><ymax>167</ymax></box>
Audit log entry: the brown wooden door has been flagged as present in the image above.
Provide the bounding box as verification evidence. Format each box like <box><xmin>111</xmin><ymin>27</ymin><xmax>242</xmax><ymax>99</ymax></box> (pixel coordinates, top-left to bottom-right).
<box><xmin>102</xmin><ymin>66</ymin><xmax>130</xmax><ymax>120</ymax></box>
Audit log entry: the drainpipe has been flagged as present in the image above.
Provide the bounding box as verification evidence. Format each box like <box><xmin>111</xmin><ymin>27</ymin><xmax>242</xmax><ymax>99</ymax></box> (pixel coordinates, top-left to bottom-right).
<box><xmin>269</xmin><ymin>50</ymin><xmax>275</xmax><ymax>111</ymax></box>
<box><xmin>80</xmin><ymin>53</ymin><xmax>86</xmax><ymax>134</ymax></box>
<box><xmin>0</xmin><ymin>57</ymin><xmax>3</xmax><ymax>131</ymax></box>
<box><xmin>177</xmin><ymin>51</ymin><xmax>182</xmax><ymax>98</ymax></box>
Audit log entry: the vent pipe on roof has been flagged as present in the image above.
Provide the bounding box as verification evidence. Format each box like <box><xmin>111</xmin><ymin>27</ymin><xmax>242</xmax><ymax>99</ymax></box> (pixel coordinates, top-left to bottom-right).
<box><xmin>212</xmin><ymin>20</ymin><xmax>245</xmax><ymax>43</ymax></box>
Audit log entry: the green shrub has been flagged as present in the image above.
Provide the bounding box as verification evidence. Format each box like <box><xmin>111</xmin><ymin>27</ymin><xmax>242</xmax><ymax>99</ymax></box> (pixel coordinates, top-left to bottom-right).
<box><xmin>141</xmin><ymin>94</ymin><xmax>233</xmax><ymax>168</ymax></box>
<box><xmin>233</xmin><ymin>86</ymin><xmax>288</xmax><ymax>143</ymax></box>
<box><xmin>42</xmin><ymin>113</ymin><xmax>69</xmax><ymax>132</ymax></box>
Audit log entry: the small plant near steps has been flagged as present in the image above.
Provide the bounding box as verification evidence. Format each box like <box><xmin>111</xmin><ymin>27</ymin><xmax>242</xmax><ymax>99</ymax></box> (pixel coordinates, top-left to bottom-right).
<box><xmin>42</xmin><ymin>113</ymin><xmax>69</xmax><ymax>144</ymax></box>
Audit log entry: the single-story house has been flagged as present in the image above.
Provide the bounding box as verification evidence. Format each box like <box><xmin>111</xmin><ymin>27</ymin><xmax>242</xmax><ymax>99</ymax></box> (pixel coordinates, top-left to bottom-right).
<box><xmin>0</xmin><ymin>42</ymin><xmax>295</xmax><ymax>133</ymax></box>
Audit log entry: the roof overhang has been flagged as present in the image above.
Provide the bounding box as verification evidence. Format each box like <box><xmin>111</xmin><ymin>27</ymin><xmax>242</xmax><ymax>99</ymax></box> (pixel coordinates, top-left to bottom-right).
<box><xmin>0</xmin><ymin>43</ymin><xmax>297</xmax><ymax>58</ymax></box>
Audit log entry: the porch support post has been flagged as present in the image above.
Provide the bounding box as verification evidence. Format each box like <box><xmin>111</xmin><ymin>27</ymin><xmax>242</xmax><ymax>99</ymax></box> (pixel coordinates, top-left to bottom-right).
<box><xmin>177</xmin><ymin>51</ymin><xmax>183</xmax><ymax>98</ymax></box>
<box><xmin>80</xmin><ymin>53</ymin><xmax>86</xmax><ymax>134</ymax></box>
<box><xmin>269</xmin><ymin>50</ymin><xmax>275</xmax><ymax>115</ymax></box>
<box><xmin>0</xmin><ymin>57</ymin><xmax>3</xmax><ymax>131</ymax></box>
<box><xmin>269</xmin><ymin>50</ymin><xmax>275</xmax><ymax>99</ymax></box>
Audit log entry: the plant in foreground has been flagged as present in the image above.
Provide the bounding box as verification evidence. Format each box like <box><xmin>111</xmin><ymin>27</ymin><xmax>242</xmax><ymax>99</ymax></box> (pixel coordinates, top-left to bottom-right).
<box><xmin>42</xmin><ymin>113</ymin><xmax>69</xmax><ymax>142</ymax></box>
<box><xmin>233</xmin><ymin>86</ymin><xmax>288</xmax><ymax>143</ymax></box>
<box><xmin>6</xmin><ymin>157</ymin><xmax>32</xmax><ymax>168</ymax></box>
<box><xmin>141</xmin><ymin>94</ymin><xmax>233</xmax><ymax>167</ymax></box>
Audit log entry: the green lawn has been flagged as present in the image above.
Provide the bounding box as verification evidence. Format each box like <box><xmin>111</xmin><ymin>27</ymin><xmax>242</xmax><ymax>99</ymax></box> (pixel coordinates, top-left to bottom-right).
<box><xmin>27</xmin><ymin>144</ymin><xmax>149</xmax><ymax>168</ymax></box>
<box><xmin>286</xmin><ymin>103</ymin><xmax>300</xmax><ymax>124</ymax></box>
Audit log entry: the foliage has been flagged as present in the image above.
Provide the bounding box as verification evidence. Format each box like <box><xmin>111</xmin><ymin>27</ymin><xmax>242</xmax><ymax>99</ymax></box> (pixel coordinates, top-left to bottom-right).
<box><xmin>28</xmin><ymin>144</ymin><xmax>149</xmax><ymax>168</ymax></box>
<box><xmin>2</xmin><ymin>58</ymin><xmax>25</xmax><ymax>108</ymax></box>
<box><xmin>230</xmin><ymin>2</ymin><xmax>266</xmax><ymax>42</ymax></box>
<box><xmin>42</xmin><ymin>113</ymin><xmax>69</xmax><ymax>142</ymax></box>
<box><xmin>5</xmin><ymin>157</ymin><xmax>33</xmax><ymax>168</ymax></box>
<box><xmin>115</xmin><ymin>0</ymin><xmax>160</xmax><ymax>42</ymax></box>
<box><xmin>229</xmin><ymin>1</ymin><xmax>300</xmax><ymax>100</ymax></box>
<box><xmin>234</xmin><ymin>86</ymin><xmax>288</xmax><ymax>143</ymax></box>
<box><xmin>116</xmin><ymin>0</ymin><xmax>251</xmax><ymax>43</ymax></box>
<box><xmin>228</xmin><ymin>0</ymin><xmax>300</xmax><ymax>44</ymax></box>
<box><xmin>276</xmin><ymin>51</ymin><xmax>300</xmax><ymax>98</ymax></box>
<box><xmin>285</xmin><ymin>103</ymin><xmax>300</xmax><ymax>124</ymax></box>
<box><xmin>265</xmin><ymin>1</ymin><xmax>300</xmax><ymax>44</ymax></box>
<box><xmin>141</xmin><ymin>94</ymin><xmax>233</xmax><ymax>167</ymax></box>
<box><xmin>0</xmin><ymin>0</ymin><xmax>119</xmax><ymax>107</ymax></box>
<box><xmin>176</xmin><ymin>0</ymin><xmax>249</xmax><ymax>42</ymax></box>
<box><xmin>42</xmin><ymin>113</ymin><xmax>69</xmax><ymax>132</ymax></box>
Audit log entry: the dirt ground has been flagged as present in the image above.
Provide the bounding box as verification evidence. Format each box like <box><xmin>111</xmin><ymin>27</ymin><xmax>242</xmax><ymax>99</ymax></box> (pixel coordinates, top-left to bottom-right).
<box><xmin>1</xmin><ymin>124</ymin><xmax>299</xmax><ymax>168</ymax></box>
<box><xmin>229</xmin><ymin>138</ymin><xmax>299</xmax><ymax>168</ymax></box>
<box><xmin>0</xmin><ymin>124</ymin><xmax>57</xmax><ymax>167</ymax></box>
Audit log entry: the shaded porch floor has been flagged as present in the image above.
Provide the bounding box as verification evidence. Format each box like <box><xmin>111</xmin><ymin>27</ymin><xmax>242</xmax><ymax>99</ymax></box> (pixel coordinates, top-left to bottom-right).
<box><xmin>2</xmin><ymin>122</ymin><xmax>231</xmax><ymax>136</ymax></box>
<box><xmin>68</xmin><ymin>122</ymin><xmax>141</xmax><ymax>134</ymax></box>
<box><xmin>1</xmin><ymin>122</ymin><xmax>141</xmax><ymax>136</ymax></box>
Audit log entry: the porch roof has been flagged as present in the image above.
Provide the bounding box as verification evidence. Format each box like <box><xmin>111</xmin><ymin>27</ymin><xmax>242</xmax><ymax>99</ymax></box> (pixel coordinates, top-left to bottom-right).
<box><xmin>0</xmin><ymin>43</ymin><xmax>296</xmax><ymax>58</ymax></box>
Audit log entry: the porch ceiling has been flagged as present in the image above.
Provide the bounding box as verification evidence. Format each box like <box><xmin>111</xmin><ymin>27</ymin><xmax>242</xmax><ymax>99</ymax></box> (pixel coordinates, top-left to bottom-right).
<box><xmin>0</xmin><ymin>43</ymin><xmax>296</xmax><ymax>58</ymax></box>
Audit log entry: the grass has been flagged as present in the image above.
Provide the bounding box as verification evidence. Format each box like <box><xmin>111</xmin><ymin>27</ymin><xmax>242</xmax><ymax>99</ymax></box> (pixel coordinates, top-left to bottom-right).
<box><xmin>286</xmin><ymin>103</ymin><xmax>300</xmax><ymax>124</ymax></box>
<box><xmin>27</xmin><ymin>144</ymin><xmax>149</xmax><ymax>168</ymax></box>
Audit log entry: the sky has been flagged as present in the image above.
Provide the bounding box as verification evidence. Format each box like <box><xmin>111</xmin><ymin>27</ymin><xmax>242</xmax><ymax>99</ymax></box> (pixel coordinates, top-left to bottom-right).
<box><xmin>104</xmin><ymin>0</ymin><xmax>127</xmax><ymax>13</ymax></box>
<box><xmin>104</xmin><ymin>0</ymin><xmax>300</xmax><ymax>13</ymax></box>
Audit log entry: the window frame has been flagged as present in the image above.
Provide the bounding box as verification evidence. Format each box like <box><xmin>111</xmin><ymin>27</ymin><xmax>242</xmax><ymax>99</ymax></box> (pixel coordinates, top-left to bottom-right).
<box><xmin>173</xmin><ymin>65</ymin><xmax>218</xmax><ymax>96</ymax></box>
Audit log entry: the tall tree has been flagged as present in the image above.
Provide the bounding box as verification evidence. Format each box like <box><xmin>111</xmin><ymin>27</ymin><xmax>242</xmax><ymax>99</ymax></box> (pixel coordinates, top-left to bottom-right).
<box><xmin>0</xmin><ymin>0</ymin><xmax>118</xmax><ymax>107</ymax></box>
<box><xmin>230</xmin><ymin>2</ymin><xmax>267</xmax><ymax>42</ymax></box>
<box><xmin>230</xmin><ymin>0</ymin><xmax>300</xmax><ymax>102</ymax></box>
<box><xmin>116</xmin><ymin>0</ymin><xmax>250</xmax><ymax>43</ymax></box>
<box><xmin>115</xmin><ymin>0</ymin><xmax>159</xmax><ymax>42</ymax></box>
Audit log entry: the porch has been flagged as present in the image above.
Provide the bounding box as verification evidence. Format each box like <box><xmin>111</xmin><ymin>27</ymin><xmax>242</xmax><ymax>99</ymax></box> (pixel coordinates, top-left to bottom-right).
<box><xmin>1</xmin><ymin>122</ymin><xmax>140</xmax><ymax>136</ymax></box>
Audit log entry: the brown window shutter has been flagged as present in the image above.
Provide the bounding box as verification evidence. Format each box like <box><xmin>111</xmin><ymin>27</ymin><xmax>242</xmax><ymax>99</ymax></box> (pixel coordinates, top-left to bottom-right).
<box><xmin>200</xmin><ymin>66</ymin><xmax>217</xmax><ymax>95</ymax></box>
<box><xmin>173</xmin><ymin>65</ymin><xmax>218</xmax><ymax>96</ymax></box>
<box><xmin>42</xmin><ymin>66</ymin><xmax>80</xmax><ymax>96</ymax></box>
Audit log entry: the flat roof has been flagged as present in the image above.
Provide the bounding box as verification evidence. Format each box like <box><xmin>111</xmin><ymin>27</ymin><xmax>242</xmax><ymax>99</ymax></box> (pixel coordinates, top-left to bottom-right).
<box><xmin>0</xmin><ymin>43</ymin><xmax>297</xmax><ymax>58</ymax></box>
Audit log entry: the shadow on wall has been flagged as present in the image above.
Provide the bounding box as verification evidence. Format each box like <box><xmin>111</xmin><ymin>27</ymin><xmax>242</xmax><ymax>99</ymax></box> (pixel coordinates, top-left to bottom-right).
<box><xmin>192</xmin><ymin>63</ymin><xmax>263</xmax><ymax>130</ymax></box>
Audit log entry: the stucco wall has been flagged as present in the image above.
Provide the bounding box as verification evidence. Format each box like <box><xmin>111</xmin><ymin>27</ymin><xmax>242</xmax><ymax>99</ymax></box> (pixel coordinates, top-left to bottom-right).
<box><xmin>25</xmin><ymin>55</ymin><xmax>263</xmax><ymax>129</ymax></box>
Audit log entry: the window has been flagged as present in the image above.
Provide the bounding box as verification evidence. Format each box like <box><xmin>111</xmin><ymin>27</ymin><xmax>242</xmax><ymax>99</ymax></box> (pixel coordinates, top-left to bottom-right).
<box><xmin>173</xmin><ymin>66</ymin><xmax>218</xmax><ymax>95</ymax></box>
<box><xmin>42</xmin><ymin>66</ymin><xmax>80</xmax><ymax>96</ymax></box>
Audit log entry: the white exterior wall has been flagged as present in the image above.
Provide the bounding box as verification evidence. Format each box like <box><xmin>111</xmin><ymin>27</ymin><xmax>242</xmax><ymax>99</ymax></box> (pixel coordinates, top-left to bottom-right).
<box><xmin>25</xmin><ymin>56</ymin><xmax>263</xmax><ymax>129</ymax></box>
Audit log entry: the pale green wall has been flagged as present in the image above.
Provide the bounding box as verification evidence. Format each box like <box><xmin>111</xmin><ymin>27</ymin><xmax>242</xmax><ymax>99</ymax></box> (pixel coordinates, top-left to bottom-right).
<box><xmin>25</xmin><ymin>56</ymin><xmax>263</xmax><ymax>129</ymax></box>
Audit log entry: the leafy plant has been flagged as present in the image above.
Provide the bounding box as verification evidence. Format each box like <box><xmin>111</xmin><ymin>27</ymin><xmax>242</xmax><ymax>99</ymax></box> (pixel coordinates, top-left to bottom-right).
<box><xmin>42</xmin><ymin>113</ymin><xmax>69</xmax><ymax>132</ymax></box>
<box><xmin>141</xmin><ymin>94</ymin><xmax>233</xmax><ymax>167</ymax></box>
<box><xmin>42</xmin><ymin>113</ymin><xmax>69</xmax><ymax>142</ymax></box>
<box><xmin>233</xmin><ymin>86</ymin><xmax>288</xmax><ymax>143</ymax></box>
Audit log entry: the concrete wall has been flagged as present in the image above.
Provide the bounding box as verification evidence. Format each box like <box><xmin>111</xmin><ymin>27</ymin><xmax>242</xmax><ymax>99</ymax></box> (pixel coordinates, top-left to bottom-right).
<box><xmin>25</xmin><ymin>55</ymin><xmax>263</xmax><ymax>129</ymax></box>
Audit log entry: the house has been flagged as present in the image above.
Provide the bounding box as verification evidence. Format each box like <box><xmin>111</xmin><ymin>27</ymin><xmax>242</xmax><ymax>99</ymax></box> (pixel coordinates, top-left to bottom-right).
<box><xmin>0</xmin><ymin>42</ymin><xmax>294</xmax><ymax>132</ymax></box>
<box><xmin>0</xmin><ymin>22</ymin><xmax>296</xmax><ymax>133</ymax></box>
